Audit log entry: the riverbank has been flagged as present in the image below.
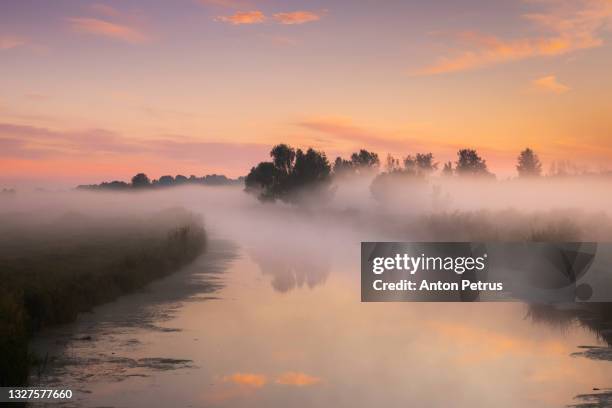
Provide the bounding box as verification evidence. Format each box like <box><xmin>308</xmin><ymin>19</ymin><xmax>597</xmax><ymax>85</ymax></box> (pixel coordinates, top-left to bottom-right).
<box><xmin>0</xmin><ymin>208</ymin><xmax>207</xmax><ymax>386</ymax></box>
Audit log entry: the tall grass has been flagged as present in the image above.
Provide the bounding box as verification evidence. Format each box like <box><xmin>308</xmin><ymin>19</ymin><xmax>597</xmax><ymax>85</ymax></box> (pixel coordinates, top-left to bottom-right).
<box><xmin>0</xmin><ymin>208</ymin><xmax>206</xmax><ymax>386</ymax></box>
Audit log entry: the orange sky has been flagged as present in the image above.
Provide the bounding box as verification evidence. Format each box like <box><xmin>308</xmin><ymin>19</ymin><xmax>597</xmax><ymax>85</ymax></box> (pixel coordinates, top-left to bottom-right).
<box><xmin>1</xmin><ymin>0</ymin><xmax>612</xmax><ymax>186</ymax></box>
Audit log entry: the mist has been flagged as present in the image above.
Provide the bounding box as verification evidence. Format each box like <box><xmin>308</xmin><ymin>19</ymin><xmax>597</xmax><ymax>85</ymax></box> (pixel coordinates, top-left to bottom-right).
<box><xmin>3</xmin><ymin>175</ymin><xmax>612</xmax><ymax>280</ymax></box>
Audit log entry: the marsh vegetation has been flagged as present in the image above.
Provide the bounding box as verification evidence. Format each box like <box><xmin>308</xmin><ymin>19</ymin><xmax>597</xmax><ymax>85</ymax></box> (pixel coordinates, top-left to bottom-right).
<box><xmin>0</xmin><ymin>208</ymin><xmax>206</xmax><ymax>386</ymax></box>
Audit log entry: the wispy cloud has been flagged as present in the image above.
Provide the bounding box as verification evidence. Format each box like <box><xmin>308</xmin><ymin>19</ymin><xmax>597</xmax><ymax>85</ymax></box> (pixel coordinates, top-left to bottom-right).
<box><xmin>417</xmin><ymin>0</ymin><xmax>612</xmax><ymax>75</ymax></box>
<box><xmin>532</xmin><ymin>74</ymin><xmax>571</xmax><ymax>94</ymax></box>
<box><xmin>273</xmin><ymin>11</ymin><xmax>323</xmax><ymax>25</ymax></box>
<box><xmin>68</xmin><ymin>17</ymin><xmax>148</xmax><ymax>43</ymax></box>
<box><xmin>0</xmin><ymin>35</ymin><xmax>27</xmax><ymax>50</ymax></box>
<box><xmin>0</xmin><ymin>123</ymin><xmax>269</xmax><ymax>166</ymax></box>
<box><xmin>216</xmin><ymin>9</ymin><xmax>325</xmax><ymax>26</ymax></box>
<box><xmin>275</xmin><ymin>372</ymin><xmax>322</xmax><ymax>386</ymax></box>
<box><xmin>216</xmin><ymin>10</ymin><xmax>265</xmax><ymax>25</ymax></box>
<box><xmin>222</xmin><ymin>373</ymin><xmax>267</xmax><ymax>387</ymax></box>
<box><xmin>298</xmin><ymin>117</ymin><xmax>424</xmax><ymax>151</ymax></box>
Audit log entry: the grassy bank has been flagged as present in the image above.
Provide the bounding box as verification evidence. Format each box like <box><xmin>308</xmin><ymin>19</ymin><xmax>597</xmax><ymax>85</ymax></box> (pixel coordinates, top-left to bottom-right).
<box><xmin>0</xmin><ymin>208</ymin><xmax>206</xmax><ymax>386</ymax></box>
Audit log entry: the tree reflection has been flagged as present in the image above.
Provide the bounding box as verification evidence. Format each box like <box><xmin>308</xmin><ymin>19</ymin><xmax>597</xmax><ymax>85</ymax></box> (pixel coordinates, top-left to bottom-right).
<box><xmin>248</xmin><ymin>245</ymin><xmax>330</xmax><ymax>293</ymax></box>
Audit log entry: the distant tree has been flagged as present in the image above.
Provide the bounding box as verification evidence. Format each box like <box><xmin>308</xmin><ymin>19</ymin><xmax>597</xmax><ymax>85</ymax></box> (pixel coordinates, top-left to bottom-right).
<box><xmin>350</xmin><ymin>149</ymin><xmax>380</xmax><ymax>168</ymax></box>
<box><xmin>158</xmin><ymin>175</ymin><xmax>175</xmax><ymax>186</ymax></box>
<box><xmin>442</xmin><ymin>161</ymin><xmax>453</xmax><ymax>176</ymax></box>
<box><xmin>79</xmin><ymin>172</ymin><xmax>241</xmax><ymax>191</ymax></box>
<box><xmin>204</xmin><ymin>174</ymin><xmax>231</xmax><ymax>185</ymax></box>
<box><xmin>455</xmin><ymin>149</ymin><xmax>492</xmax><ymax>177</ymax></box>
<box><xmin>333</xmin><ymin>149</ymin><xmax>380</xmax><ymax>175</ymax></box>
<box><xmin>385</xmin><ymin>154</ymin><xmax>401</xmax><ymax>172</ymax></box>
<box><xmin>516</xmin><ymin>148</ymin><xmax>542</xmax><ymax>177</ymax></box>
<box><xmin>416</xmin><ymin>153</ymin><xmax>437</xmax><ymax>173</ymax></box>
<box><xmin>371</xmin><ymin>152</ymin><xmax>435</xmax><ymax>202</ymax></box>
<box><xmin>175</xmin><ymin>174</ymin><xmax>188</xmax><ymax>184</ymax></box>
<box><xmin>404</xmin><ymin>153</ymin><xmax>437</xmax><ymax>175</ymax></box>
<box><xmin>105</xmin><ymin>181</ymin><xmax>130</xmax><ymax>190</ymax></box>
<box><xmin>245</xmin><ymin>145</ymin><xmax>331</xmax><ymax>203</ymax></box>
<box><xmin>131</xmin><ymin>173</ymin><xmax>150</xmax><ymax>188</ymax></box>
<box><xmin>333</xmin><ymin>157</ymin><xmax>353</xmax><ymax>174</ymax></box>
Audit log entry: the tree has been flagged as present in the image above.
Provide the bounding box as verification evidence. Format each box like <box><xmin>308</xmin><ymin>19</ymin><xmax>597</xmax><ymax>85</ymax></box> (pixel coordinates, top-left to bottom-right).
<box><xmin>245</xmin><ymin>145</ymin><xmax>332</xmax><ymax>203</ymax></box>
<box><xmin>131</xmin><ymin>173</ymin><xmax>150</xmax><ymax>188</ymax></box>
<box><xmin>442</xmin><ymin>161</ymin><xmax>453</xmax><ymax>176</ymax></box>
<box><xmin>516</xmin><ymin>148</ymin><xmax>542</xmax><ymax>177</ymax></box>
<box><xmin>175</xmin><ymin>174</ymin><xmax>188</xmax><ymax>184</ymax></box>
<box><xmin>385</xmin><ymin>154</ymin><xmax>401</xmax><ymax>172</ymax></box>
<box><xmin>333</xmin><ymin>157</ymin><xmax>353</xmax><ymax>174</ymax></box>
<box><xmin>290</xmin><ymin>148</ymin><xmax>331</xmax><ymax>192</ymax></box>
<box><xmin>371</xmin><ymin>152</ymin><xmax>434</xmax><ymax>202</ymax></box>
<box><xmin>245</xmin><ymin>162</ymin><xmax>279</xmax><ymax>200</ymax></box>
<box><xmin>455</xmin><ymin>149</ymin><xmax>491</xmax><ymax>177</ymax></box>
<box><xmin>402</xmin><ymin>152</ymin><xmax>437</xmax><ymax>176</ymax></box>
<box><xmin>333</xmin><ymin>149</ymin><xmax>380</xmax><ymax>175</ymax></box>
<box><xmin>158</xmin><ymin>175</ymin><xmax>175</xmax><ymax>186</ymax></box>
<box><xmin>350</xmin><ymin>149</ymin><xmax>380</xmax><ymax>168</ymax></box>
<box><xmin>270</xmin><ymin>144</ymin><xmax>296</xmax><ymax>176</ymax></box>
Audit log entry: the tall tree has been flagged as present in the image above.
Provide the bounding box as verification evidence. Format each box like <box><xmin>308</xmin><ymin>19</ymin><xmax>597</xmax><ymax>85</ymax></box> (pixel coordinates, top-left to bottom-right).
<box><xmin>245</xmin><ymin>162</ymin><xmax>279</xmax><ymax>200</ymax></box>
<box><xmin>442</xmin><ymin>161</ymin><xmax>453</xmax><ymax>176</ymax></box>
<box><xmin>270</xmin><ymin>144</ymin><xmax>296</xmax><ymax>176</ymax></box>
<box><xmin>516</xmin><ymin>148</ymin><xmax>542</xmax><ymax>177</ymax></box>
<box><xmin>455</xmin><ymin>149</ymin><xmax>491</xmax><ymax>177</ymax></box>
<box><xmin>403</xmin><ymin>153</ymin><xmax>437</xmax><ymax>176</ymax></box>
<box><xmin>333</xmin><ymin>149</ymin><xmax>380</xmax><ymax>175</ymax></box>
<box><xmin>333</xmin><ymin>157</ymin><xmax>353</xmax><ymax>174</ymax></box>
<box><xmin>350</xmin><ymin>149</ymin><xmax>380</xmax><ymax>168</ymax></box>
<box><xmin>385</xmin><ymin>154</ymin><xmax>401</xmax><ymax>172</ymax></box>
<box><xmin>291</xmin><ymin>148</ymin><xmax>331</xmax><ymax>186</ymax></box>
<box><xmin>245</xmin><ymin>145</ymin><xmax>332</xmax><ymax>203</ymax></box>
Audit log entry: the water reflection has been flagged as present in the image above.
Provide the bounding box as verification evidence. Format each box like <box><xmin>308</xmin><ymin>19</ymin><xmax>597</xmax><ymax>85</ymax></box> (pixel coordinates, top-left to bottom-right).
<box><xmin>526</xmin><ymin>303</ymin><xmax>612</xmax><ymax>406</ymax></box>
<box><xmin>29</xmin><ymin>240</ymin><xmax>237</xmax><ymax>395</ymax></box>
<box><xmin>248</xmin><ymin>245</ymin><xmax>330</xmax><ymax>293</ymax></box>
<box><xmin>527</xmin><ymin>303</ymin><xmax>612</xmax><ymax>350</ymax></box>
<box><xmin>28</xmin><ymin>240</ymin><xmax>612</xmax><ymax>408</ymax></box>
<box><xmin>570</xmin><ymin>389</ymin><xmax>612</xmax><ymax>407</ymax></box>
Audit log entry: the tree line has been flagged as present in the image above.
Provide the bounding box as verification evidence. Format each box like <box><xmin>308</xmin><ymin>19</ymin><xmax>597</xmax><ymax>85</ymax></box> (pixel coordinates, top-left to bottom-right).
<box><xmin>78</xmin><ymin>173</ymin><xmax>243</xmax><ymax>191</ymax></box>
<box><xmin>245</xmin><ymin>144</ymin><xmax>545</xmax><ymax>202</ymax></box>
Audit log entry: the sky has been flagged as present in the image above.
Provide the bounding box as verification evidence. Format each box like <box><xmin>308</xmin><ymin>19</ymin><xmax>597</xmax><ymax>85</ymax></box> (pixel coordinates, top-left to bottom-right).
<box><xmin>1</xmin><ymin>0</ymin><xmax>612</xmax><ymax>186</ymax></box>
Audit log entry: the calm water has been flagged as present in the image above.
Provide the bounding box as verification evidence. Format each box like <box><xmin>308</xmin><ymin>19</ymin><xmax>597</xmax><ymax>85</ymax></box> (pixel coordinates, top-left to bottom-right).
<box><xmin>30</xmin><ymin>234</ymin><xmax>612</xmax><ymax>408</ymax></box>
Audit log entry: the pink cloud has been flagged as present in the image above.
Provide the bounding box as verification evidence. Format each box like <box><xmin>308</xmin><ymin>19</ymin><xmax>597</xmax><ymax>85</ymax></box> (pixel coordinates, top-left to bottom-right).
<box><xmin>273</xmin><ymin>11</ymin><xmax>323</xmax><ymax>25</ymax></box>
<box><xmin>68</xmin><ymin>17</ymin><xmax>148</xmax><ymax>43</ymax></box>
<box><xmin>417</xmin><ymin>0</ymin><xmax>612</xmax><ymax>75</ymax></box>
<box><xmin>216</xmin><ymin>10</ymin><xmax>265</xmax><ymax>25</ymax></box>
<box><xmin>222</xmin><ymin>373</ymin><xmax>267</xmax><ymax>387</ymax></box>
<box><xmin>275</xmin><ymin>372</ymin><xmax>322</xmax><ymax>386</ymax></box>
<box><xmin>532</xmin><ymin>75</ymin><xmax>571</xmax><ymax>94</ymax></box>
<box><xmin>0</xmin><ymin>35</ymin><xmax>27</xmax><ymax>50</ymax></box>
<box><xmin>0</xmin><ymin>122</ymin><xmax>269</xmax><ymax>169</ymax></box>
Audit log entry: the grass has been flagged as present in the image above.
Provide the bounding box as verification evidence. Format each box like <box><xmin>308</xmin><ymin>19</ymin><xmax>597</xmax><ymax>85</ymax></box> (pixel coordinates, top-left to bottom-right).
<box><xmin>0</xmin><ymin>207</ymin><xmax>207</xmax><ymax>386</ymax></box>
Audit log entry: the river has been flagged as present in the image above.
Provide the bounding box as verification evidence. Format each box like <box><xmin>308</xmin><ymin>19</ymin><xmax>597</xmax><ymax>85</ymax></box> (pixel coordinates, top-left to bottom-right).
<box><xmin>28</xmin><ymin>231</ymin><xmax>612</xmax><ymax>407</ymax></box>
